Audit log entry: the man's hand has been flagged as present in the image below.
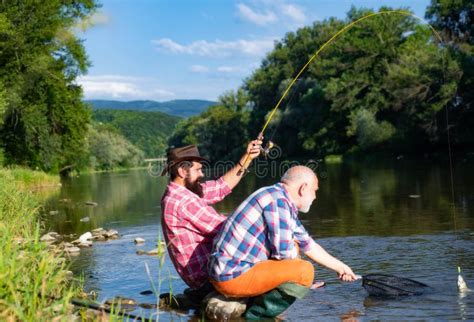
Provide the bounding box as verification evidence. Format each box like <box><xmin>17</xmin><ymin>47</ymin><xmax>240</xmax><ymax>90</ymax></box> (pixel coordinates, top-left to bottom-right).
<box><xmin>337</xmin><ymin>264</ymin><xmax>357</xmax><ymax>282</ymax></box>
<box><xmin>246</xmin><ymin>139</ymin><xmax>263</xmax><ymax>160</ymax></box>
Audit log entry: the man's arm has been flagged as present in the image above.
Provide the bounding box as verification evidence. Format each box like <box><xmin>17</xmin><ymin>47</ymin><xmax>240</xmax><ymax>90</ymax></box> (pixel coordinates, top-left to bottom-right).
<box><xmin>222</xmin><ymin>139</ymin><xmax>262</xmax><ymax>189</ymax></box>
<box><xmin>304</xmin><ymin>243</ymin><xmax>357</xmax><ymax>281</ymax></box>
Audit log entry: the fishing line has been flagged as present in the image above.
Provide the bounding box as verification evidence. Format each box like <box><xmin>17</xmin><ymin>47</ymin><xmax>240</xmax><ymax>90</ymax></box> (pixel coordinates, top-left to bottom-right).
<box><xmin>238</xmin><ymin>9</ymin><xmax>444</xmax><ymax>174</ymax></box>
<box><xmin>238</xmin><ymin>8</ymin><xmax>465</xmax><ymax>287</ymax></box>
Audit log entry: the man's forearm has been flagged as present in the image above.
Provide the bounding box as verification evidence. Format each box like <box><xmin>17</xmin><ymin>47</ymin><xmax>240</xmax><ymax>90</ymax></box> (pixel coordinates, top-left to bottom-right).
<box><xmin>304</xmin><ymin>243</ymin><xmax>345</xmax><ymax>273</ymax></box>
<box><xmin>222</xmin><ymin>155</ymin><xmax>248</xmax><ymax>189</ymax></box>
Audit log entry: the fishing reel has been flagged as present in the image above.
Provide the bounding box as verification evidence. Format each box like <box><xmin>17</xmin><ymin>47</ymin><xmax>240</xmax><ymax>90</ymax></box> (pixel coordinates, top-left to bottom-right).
<box><xmin>260</xmin><ymin>140</ymin><xmax>277</xmax><ymax>159</ymax></box>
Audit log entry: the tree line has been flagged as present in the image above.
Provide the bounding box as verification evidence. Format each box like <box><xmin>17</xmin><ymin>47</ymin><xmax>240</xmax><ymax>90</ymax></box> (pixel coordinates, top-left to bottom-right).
<box><xmin>0</xmin><ymin>1</ymin><xmax>180</xmax><ymax>172</ymax></box>
<box><xmin>170</xmin><ymin>2</ymin><xmax>473</xmax><ymax>162</ymax></box>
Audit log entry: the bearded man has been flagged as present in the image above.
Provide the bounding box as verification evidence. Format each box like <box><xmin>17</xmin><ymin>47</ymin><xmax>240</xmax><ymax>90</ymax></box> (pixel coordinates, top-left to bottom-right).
<box><xmin>160</xmin><ymin>142</ymin><xmax>261</xmax><ymax>292</ymax></box>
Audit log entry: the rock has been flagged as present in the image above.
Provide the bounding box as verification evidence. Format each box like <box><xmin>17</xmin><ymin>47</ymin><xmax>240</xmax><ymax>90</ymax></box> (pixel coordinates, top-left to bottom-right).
<box><xmin>104</xmin><ymin>296</ymin><xmax>137</xmax><ymax>312</ymax></box>
<box><xmin>65</xmin><ymin>270</ymin><xmax>74</xmax><ymax>281</ymax></box>
<box><xmin>79</xmin><ymin>232</ymin><xmax>92</xmax><ymax>243</ymax></box>
<box><xmin>59</xmin><ymin>198</ymin><xmax>71</xmax><ymax>203</ymax></box>
<box><xmin>65</xmin><ymin>246</ymin><xmax>81</xmax><ymax>254</ymax></box>
<box><xmin>40</xmin><ymin>233</ymin><xmax>57</xmax><ymax>243</ymax></box>
<box><xmin>92</xmin><ymin>227</ymin><xmax>106</xmax><ymax>234</ymax></box>
<box><xmin>139</xmin><ymin>303</ymin><xmax>158</xmax><ymax>309</ymax></box>
<box><xmin>78</xmin><ymin>241</ymin><xmax>93</xmax><ymax>248</ymax></box>
<box><xmin>105</xmin><ymin>229</ymin><xmax>119</xmax><ymax>238</ymax></box>
<box><xmin>92</xmin><ymin>235</ymin><xmax>107</xmax><ymax>241</ymax></box>
<box><xmin>85</xmin><ymin>201</ymin><xmax>98</xmax><ymax>207</ymax></box>
<box><xmin>140</xmin><ymin>290</ymin><xmax>154</xmax><ymax>295</ymax></box>
<box><xmin>136</xmin><ymin>250</ymin><xmax>146</xmax><ymax>255</ymax></box>
<box><xmin>134</xmin><ymin>237</ymin><xmax>145</xmax><ymax>244</ymax></box>
<box><xmin>409</xmin><ymin>194</ymin><xmax>421</xmax><ymax>198</ymax></box>
<box><xmin>204</xmin><ymin>291</ymin><xmax>247</xmax><ymax>320</ymax></box>
<box><xmin>79</xmin><ymin>216</ymin><xmax>90</xmax><ymax>222</ymax></box>
<box><xmin>49</xmin><ymin>210</ymin><xmax>59</xmax><ymax>215</ymax></box>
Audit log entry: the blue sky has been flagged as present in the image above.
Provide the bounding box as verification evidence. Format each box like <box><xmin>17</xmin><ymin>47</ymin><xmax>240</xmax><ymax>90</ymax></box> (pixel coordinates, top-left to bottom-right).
<box><xmin>78</xmin><ymin>0</ymin><xmax>432</xmax><ymax>102</ymax></box>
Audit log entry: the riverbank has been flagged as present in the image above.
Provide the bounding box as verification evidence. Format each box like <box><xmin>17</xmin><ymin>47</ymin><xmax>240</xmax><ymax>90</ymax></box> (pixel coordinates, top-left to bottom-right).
<box><xmin>0</xmin><ymin>167</ymin><xmax>123</xmax><ymax>320</ymax></box>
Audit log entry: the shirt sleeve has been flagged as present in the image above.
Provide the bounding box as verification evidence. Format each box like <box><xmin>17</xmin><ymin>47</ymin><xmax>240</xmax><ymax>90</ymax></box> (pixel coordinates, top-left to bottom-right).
<box><xmin>293</xmin><ymin>217</ymin><xmax>317</xmax><ymax>253</ymax></box>
<box><xmin>180</xmin><ymin>197</ymin><xmax>226</xmax><ymax>236</ymax></box>
<box><xmin>262</xmin><ymin>198</ymin><xmax>298</xmax><ymax>260</ymax></box>
<box><xmin>201</xmin><ymin>177</ymin><xmax>232</xmax><ymax>205</ymax></box>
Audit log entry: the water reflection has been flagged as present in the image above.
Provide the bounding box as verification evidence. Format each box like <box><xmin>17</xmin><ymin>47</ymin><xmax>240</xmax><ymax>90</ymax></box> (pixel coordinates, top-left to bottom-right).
<box><xmin>41</xmin><ymin>160</ymin><xmax>474</xmax><ymax>320</ymax></box>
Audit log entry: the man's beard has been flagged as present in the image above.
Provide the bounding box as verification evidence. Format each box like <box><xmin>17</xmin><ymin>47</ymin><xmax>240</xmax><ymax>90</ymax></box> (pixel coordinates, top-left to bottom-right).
<box><xmin>299</xmin><ymin>195</ymin><xmax>314</xmax><ymax>213</ymax></box>
<box><xmin>185</xmin><ymin>176</ymin><xmax>204</xmax><ymax>198</ymax></box>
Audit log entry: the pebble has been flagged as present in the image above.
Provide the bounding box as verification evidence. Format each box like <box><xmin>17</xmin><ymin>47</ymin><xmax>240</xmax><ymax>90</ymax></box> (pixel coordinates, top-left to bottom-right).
<box><xmin>79</xmin><ymin>217</ymin><xmax>90</xmax><ymax>222</ymax></box>
<box><xmin>140</xmin><ymin>290</ymin><xmax>154</xmax><ymax>295</ymax></box>
<box><xmin>40</xmin><ymin>233</ymin><xmax>57</xmax><ymax>242</ymax></box>
<box><xmin>49</xmin><ymin>210</ymin><xmax>59</xmax><ymax>215</ymax></box>
<box><xmin>134</xmin><ymin>237</ymin><xmax>145</xmax><ymax>244</ymax></box>
<box><xmin>65</xmin><ymin>247</ymin><xmax>81</xmax><ymax>254</ymax></box>
<box><xmin>409</xmin><ymin>195</ymin><xmax>421</xmax><ymax>198</ymax></box>
<box><xmin>79</xmin><ymin>232</ymin><xmax>92</xmax><ymax>243</ymax></box>
<box><xmin>85</xmin><ymin>201</ymin><xmax>98</xmax><ymax>207</ymax></box>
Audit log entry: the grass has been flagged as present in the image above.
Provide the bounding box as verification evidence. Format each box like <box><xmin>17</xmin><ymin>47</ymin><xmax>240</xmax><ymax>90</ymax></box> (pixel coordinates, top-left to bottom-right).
<box><xmin>0</xmin><ymin>168</ymin><xmax>80</xmax><ymax>321</ymax></box>
<box><xmin>0</xmin><ymin>166</ymin><xmax>60</xmax><ymax>191</ymax></box>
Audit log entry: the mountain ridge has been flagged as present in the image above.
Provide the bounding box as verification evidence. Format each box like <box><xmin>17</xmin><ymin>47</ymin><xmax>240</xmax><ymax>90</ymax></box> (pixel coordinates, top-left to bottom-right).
<box><xmin>85</xmin><ymin>99</ymin><xmax>216</xmax><ymax>118</ymax></box>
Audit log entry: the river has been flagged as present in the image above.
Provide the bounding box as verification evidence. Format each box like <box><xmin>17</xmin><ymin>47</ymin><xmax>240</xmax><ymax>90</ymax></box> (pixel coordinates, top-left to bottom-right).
<box><xmin>43</xmin><ymin>158</ymin><xmax>474</xmax><ymax>320</ymax></box>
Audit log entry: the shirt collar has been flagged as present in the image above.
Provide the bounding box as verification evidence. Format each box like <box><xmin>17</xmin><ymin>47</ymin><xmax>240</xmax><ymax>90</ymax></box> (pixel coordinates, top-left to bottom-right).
<box><xmin>167</xmin><ymin>181</ymin><xmax>197</xmax><ymax>197</ymax></box>
<box><xmin>275</xmin><ymin>182</ymin><xmax>298</xmax><ymax>214</ymax></box>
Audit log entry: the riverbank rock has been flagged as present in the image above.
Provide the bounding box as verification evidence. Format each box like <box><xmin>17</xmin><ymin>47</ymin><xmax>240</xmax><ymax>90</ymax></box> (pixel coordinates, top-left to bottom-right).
<box><xmin>203</xmin><ymin>292</ymin><xmax>247</xmax><ymax>320</ymax></box>
<box><xmin>104</xmin><ymin>296</ymin><xmax>137</xmax><ymax>312</ymax></box>
<box><xmin>40</xmin><ymin>233</ymin><xmax>58</xmax><ymax>243</ymax></box>
<box><xmin>79</xmin><ymin>232</ymin><xmax>92</xmax><ymax>243</ymax></box>
<box><xmin>90</xmin><ymin>228</ymin><xmax>120</xmax><ymax>241</ymax></box>
<box><xmin>64</xmin><ymin>246</ymin><xmax>81</xmax><ymax>254</ymax></box>
<box><xmin>134</xmin><ymin>237</ymin><xmax>145</xmax><ymax>244</ymax></box>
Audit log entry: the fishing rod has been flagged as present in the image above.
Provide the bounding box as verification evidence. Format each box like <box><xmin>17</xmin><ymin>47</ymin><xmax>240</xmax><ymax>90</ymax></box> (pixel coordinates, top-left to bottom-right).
<box><xmin>237</xmin><ymin>10</ymin><xmax>443</xmax><ymax>175</ymax></box>
<box><xmin>236</xmin><ymin>8</ymin><xmax>468</xmax><ymax>290</ymax></box>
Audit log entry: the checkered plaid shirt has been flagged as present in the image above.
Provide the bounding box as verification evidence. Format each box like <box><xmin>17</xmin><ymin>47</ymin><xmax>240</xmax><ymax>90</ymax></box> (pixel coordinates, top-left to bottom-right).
<box><xmin>209</xmin><ymin>183</ymin><xmax>317</xmax><ymax>282</ymax></box>
<box><xmin>161</xmin><ymin>177</ymin><xmax>231</xmax><ymax>289</ymax></box>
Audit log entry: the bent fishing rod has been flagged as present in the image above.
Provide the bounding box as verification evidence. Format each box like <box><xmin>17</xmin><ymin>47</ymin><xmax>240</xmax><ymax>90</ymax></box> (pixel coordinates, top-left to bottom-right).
<box><xmin>237</xmin><ymin>9</ymin><xmax>443</xmax><ymax>176</ymax></box>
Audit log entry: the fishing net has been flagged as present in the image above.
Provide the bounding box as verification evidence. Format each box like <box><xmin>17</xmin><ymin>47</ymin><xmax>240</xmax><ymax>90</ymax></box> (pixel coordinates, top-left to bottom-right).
<box><xmin>362</xmin><ymin>274</ymin><xmax>429</xmax><ymax>296</ymax></box>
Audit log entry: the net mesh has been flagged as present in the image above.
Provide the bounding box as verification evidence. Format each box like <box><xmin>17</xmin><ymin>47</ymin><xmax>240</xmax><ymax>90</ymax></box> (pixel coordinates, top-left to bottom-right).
<box><xmin>362</xmin><ymin>274</ymin><xmax>429</xmax><ymax>296</ymax></box>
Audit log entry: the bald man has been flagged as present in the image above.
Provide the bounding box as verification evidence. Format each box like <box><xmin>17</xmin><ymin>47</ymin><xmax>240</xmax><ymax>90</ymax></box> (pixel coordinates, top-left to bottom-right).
<box><xmin>209</xmin><ymin>165</ymin><xmax>356</xmax><ymax>300</ymax></box>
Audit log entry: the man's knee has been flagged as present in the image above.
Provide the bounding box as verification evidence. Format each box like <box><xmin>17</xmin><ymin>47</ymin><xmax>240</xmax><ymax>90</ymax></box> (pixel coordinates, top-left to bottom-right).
<box><xmin>295</xmin><ymin>260</ymin><xmax>314</xmax><ymax>287</ymax></box>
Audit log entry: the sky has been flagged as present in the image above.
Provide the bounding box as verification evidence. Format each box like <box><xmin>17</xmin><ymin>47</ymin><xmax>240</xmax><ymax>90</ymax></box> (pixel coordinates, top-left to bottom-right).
<box><xmin>78</xmin><ymin>0</ymin><xmax>432</xmax><ymax>102</ymax></box>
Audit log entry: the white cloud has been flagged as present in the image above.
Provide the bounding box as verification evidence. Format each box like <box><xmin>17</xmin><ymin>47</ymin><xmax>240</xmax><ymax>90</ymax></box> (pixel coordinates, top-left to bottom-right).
<box><xmin>281</xmin><ymin>4</ymin><xmax>306</xmax><ymax>25</ymax></box>
<box><xmin>235</xmin><ymin>1</ymin><xmax>307</xmax><ymax>27</ymax></box>
<box><xmin>153</xmin><ymin>37</ymin><xmax>276</xmax><ymax>57</ymax></box>
<box><xmin>236</xmin><ymin>3</ymin><xmax>277</xmax><ymax>26</ymax></box>
<box><xmin>77</xmin><ymin>75</ymin><xmax>175</xmax><ymax>100</ymax></box>
<box><xmin>216</xmin><ymin>66</ymin><xmax>247</xmax><ymax>73</ymax></box>
<box><xmin>190</xmin><ymin>65</ymin><xmax>209</xmax><ymax>73</ymax></box>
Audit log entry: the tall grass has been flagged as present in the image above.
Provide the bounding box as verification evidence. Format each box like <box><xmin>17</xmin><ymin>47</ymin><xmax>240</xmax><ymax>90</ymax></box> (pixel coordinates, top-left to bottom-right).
<box><xmin>0</xmin><ymin>168</ymin><xmax>79</xmax><ymax>321</ymax></box>
<box><xmin>0</xmin><ymin>166</ymin><xmax>60</xmax><ymax>191</ymax></box>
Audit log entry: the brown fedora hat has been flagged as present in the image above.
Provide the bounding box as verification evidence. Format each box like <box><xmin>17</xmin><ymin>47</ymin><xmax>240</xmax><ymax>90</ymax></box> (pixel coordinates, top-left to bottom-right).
<box><xmin>161</xmin><ymin>145</ymin><xmax>209</xmax><ymax>176</ymax></box>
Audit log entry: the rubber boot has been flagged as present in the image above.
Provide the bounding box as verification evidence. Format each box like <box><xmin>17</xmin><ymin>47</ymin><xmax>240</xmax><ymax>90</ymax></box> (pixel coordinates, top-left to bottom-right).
<box><xmin>244</xmin><ymin>282</ymin><xmax>310</xmax><ymax>320</ymax></box>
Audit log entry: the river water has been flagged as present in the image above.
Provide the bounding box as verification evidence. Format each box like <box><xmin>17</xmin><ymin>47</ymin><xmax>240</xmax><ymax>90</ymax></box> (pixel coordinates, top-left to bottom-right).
<box><xmin>43</xmin><ymin>159</ymin><xmax>474</xmax><ymax>320</ymax></box>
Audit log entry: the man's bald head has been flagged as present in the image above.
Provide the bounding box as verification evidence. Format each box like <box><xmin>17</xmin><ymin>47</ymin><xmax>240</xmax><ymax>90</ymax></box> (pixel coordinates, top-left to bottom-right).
<box><xmin>281</xmin><ymin>166</ymin><xmax>319</xmax><ymax>213</ymax></box>
<box><xmin>281</xmin><ymin>165</ymin><xmax>318</xmax><ymax>187</ymax></box>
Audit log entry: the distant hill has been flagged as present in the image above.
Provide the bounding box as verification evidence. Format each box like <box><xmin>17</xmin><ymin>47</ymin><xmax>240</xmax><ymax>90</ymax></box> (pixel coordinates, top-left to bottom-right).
<box><xmin>85</xmin><ymin>99</ymin><xmax>216</xmax><ymax>118</ymax></box>
<box><xmin>92</xmin><ymin>109</ymin><xmax>181</xmax><ymax>157</ymax></box>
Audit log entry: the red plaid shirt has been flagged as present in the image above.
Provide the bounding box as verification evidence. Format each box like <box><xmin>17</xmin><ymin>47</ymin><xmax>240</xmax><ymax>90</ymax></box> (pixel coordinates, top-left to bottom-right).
<box><xmin>161</xmin><ymin>177</ymin><xmax>232</xmax><ymax>289</ymax></box>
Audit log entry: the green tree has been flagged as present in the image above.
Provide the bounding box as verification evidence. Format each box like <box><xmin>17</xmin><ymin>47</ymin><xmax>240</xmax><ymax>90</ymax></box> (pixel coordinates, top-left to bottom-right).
<box><xmin>426</xmin><ymin>0</ymin><xmax>474</xmax><ymax>147</ymax></box>
<box><xmin>0</xmin><ymin>0</ymin><xmax>98</xmax><ymax>172</ymax></box>
<box><xmin>92</xmin><ymin>109</ymin><xmax>180</xmax><ymax>157</ymax></box>
<box><xmin>169</xmin><ymin>90</ymin><xmax>250</xmax><ymax>162</ymax></box>
<box><xmin>88</xmin><ymin>123</ymin><xmax>144</xmax><ymax>170</ymax></box>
